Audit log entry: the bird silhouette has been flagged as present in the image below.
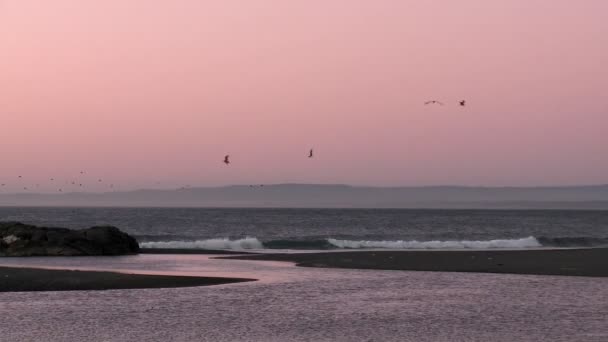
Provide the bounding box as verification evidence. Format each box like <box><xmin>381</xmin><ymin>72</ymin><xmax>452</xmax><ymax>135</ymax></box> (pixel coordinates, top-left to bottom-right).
<box><xmin>459</xmin><ymin>100</ymin><xmax>466</xmax><ymax>106</ymax></box>
<box><xmin>424</xmin><ymin>100</ymin><xmax>444</xmax><ymax>106</ymax></box>
<box><xmin>224</xmin><ymin>155</ymin><xmax>230</xmax><ymax>165</ymax></box>
<box><xmin>308</xmin><ymin>149</ymin><xmax>314</xmax><ymax>158</ymax></box>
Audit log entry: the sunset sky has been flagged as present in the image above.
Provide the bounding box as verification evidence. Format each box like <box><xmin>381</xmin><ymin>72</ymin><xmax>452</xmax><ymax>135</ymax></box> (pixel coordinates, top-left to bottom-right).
<box><xmin>1</xmin><ymin>1</ymin><xmax>607</xmax><ymax>191</ymax></box>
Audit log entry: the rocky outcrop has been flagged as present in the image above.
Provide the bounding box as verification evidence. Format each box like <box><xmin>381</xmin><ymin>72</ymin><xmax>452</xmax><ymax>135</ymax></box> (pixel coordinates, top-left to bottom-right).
<box><xmin>0</xmin><ymin>222</ymin><xmax>140</xmax><ymax>256</ymax></box>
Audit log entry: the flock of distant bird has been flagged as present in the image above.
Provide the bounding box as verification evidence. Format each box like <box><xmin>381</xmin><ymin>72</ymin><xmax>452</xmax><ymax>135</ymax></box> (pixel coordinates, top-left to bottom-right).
<box><xmin>2</xmin><ymin>99</ymin><xmax>465</xmax><ymax>192</ymax></box>
<box><xmin>0</xmin><ymin>170</ymin><xmax>114</xmax><ymax>193</ymax></box>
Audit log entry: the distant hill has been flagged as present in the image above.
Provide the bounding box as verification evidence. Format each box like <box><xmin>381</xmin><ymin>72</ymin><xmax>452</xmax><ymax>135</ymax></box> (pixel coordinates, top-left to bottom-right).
<box><xmin>1</xmin><ymin>184</ymin><xmax>608</xmax><ymax>209</ymax></box>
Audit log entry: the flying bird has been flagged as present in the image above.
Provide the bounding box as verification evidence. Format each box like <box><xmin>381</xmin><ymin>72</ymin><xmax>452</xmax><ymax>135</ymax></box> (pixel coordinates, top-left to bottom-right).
<box><xmin>424</xmin><ymin>100</ymin><xmax>444</xmax><ymax>106</ymax></box>
<box><xmin>224</xmin><ymin>155</ymin><xmax>230</xmax><ymax>165</ymax></box>
<box><xmin>308</xmin><ymin>149</ymin><xmax>314</xmax><ymax>158</ymax></box>
<box><xmin>459</xmin><ymin>100</ymin><xmax>466</xmax><ymax>106</ymax></box>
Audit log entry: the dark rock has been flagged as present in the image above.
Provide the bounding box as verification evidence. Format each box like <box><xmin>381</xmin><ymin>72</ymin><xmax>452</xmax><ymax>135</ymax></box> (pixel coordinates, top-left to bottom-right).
<box><xmin>0</xmin><ymin>222</ymin><xmax>139</xmax><ymax>257</ymax></box>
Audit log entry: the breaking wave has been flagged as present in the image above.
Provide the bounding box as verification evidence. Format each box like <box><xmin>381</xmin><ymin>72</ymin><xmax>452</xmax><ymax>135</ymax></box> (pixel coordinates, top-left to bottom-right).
<box><xmin>327</xmin><ymin>237</ymin><xmax>542</xmax><ymax>249</ymax></box>
<box><xmin>139</xmin><ymin>236</ymin><xmax>608</xmax><ymax>250</ymax></box>
<box><xmin>140</xmin><ymin>237</ymin><xmax>264</xmax><ymax>250</ymax></box>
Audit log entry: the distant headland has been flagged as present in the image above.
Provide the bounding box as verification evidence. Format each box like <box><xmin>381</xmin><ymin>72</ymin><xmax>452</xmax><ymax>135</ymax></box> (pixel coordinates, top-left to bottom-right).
<box><xmin>2</xmin><ymin>184</ymin><xmax>608</xmax><ymax>209</ymax></box>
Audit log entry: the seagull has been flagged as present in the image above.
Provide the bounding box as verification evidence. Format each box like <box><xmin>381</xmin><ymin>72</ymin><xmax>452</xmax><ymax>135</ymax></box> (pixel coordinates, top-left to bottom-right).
<box><xmin>459</xmin><ymin>100</ymin><xmax>466</xmax><ymax>106</ymax></box>
<box><xmin>424</xmin><ymin>100</ymin><xmax>444</xmax><ymax>106</ymax></box>
<box><xmin>308</xmin><ymin>149</ymin><xmax>314</xmax><ymax>158</ymax></box>
<box><xmin>224</xmin><ymin>155</ymin><xmax>230</xmax><ymax>165</ymax></box>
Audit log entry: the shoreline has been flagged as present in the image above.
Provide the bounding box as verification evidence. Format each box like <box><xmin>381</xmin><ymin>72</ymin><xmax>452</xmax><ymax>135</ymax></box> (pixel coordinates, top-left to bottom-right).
<box><xmin>0</xmin><ymin>266</ymin><xmax>254</xmax><ymax>292</ymax></box>
<box><xmin>221</xmin><ymin>247</ymin><xmax>608</xmax><ymax>277</ymax></box>
<box><xmin>2</xmin><ymin>247</ymin><xmax>606</xmax><ymax>292</ymax></box>
<box><xmin>139</xmin><ymin>248</ymin><xmax>254</xmax><ymax>255</ymax></box>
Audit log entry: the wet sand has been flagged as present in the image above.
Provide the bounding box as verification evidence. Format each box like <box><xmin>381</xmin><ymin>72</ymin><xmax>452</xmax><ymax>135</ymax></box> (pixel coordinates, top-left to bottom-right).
<box><xmin>0</xmin><ymin>266</ymin><xmax>254</xmax><ymax>292</ymax></box>
<box><xmin>223</xmin><ymin>248</ymin><xmax>608</xmax><ymax>277</ymax></box>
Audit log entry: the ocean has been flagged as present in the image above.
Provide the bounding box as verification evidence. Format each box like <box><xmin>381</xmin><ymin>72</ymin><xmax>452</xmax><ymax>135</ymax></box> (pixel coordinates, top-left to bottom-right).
<box><xmin>1</xmin><ymin>207</ymin><xmax>607</xmax><ymax>250</ymax></box>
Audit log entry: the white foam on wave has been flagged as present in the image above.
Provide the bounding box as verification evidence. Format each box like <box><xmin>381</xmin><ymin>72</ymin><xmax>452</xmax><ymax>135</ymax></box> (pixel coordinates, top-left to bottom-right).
<box><xmin>327</xmin><ymin>236</ymin><xmax>542</xmax><ymax>249</ymax></box>
<box><xmin>140</xmin><ymin>237</ymin><xmax>264</xmax><ymax>250</ymax></box>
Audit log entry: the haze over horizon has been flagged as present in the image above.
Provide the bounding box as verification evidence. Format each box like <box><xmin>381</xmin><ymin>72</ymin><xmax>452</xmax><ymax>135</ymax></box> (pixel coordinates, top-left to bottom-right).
<box><xmin>2</xmin><ymin>1</ymin><xmax>607</xmax><ymax>192</ymax></box>
<box><xmin>2</xmin><ymin>183</ymin><xmax>608</xmax><ymax>209</ymax></box>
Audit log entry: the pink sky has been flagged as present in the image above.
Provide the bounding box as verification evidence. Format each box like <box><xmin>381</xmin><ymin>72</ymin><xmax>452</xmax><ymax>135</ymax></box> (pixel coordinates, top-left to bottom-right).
<box><xmin>1</xmin><ymin>0</ymin><xmax>607</xmax><ymax>191</ymax></box>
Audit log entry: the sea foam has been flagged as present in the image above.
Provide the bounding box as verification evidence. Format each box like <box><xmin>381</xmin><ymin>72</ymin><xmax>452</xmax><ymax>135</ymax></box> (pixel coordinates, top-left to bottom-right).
<box><xmin>140</xmin><ymin>237</ymin><xmax>263</xmax><ymax>250</ymax></box>
<box><xmin>140</xmin><ymin>236</ymin><xmax>544</xmax><ymax>250</ymax></box>
<box><xmin>327</xmin><ymin>236</ymin><xmax>542</xmax><ymax>249</ymax></box>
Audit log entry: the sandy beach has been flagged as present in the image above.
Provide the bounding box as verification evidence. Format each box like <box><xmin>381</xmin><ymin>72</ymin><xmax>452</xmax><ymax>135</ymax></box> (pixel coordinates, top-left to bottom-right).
<box><xmin>223</xmin><ymin>247</ymin><xmax>608</xmax><ymax>277</ymax></box>
<box><xmin>0</xmin><ymin>266</ymin><xmax>253</xmax><ymax>292</ymax></box>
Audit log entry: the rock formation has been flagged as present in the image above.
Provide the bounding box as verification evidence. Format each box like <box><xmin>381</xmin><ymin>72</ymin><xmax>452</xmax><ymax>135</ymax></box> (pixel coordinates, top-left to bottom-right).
<box><xmin>0</xmin><ymin>222</ymin><xmax>140</xmax><ymax>256</ymax></box>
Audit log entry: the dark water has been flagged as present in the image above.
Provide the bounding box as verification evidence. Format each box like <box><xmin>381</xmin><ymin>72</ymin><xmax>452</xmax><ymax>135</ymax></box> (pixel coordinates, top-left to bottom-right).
<box><xmin>0</xmin><ymin>255</ymin><xmax>607</xmax><ymax>342</ymax></box>
<box><xmin>1</xmin><ymin>207</ymin><xmax>607</xmax><ymax>249</ymax></box>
